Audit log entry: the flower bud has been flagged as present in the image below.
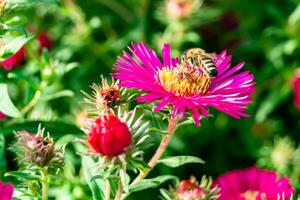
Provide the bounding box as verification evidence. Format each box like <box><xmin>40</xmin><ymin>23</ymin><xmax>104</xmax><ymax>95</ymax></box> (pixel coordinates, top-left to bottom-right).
<box><xmin>38</xmin><ymin>32</ymin><xmax>53</xmax><ymax>50</ymax></box>
<box><xmin>18</xmin><ymin>131</ymin><xmax>54</xmax><ymax>167</ymax></box>
<box><xmin>0</xmin><ymin>112</ymin><xmax>6</xmax><ymax>121</ymax></box>
<box><xmin>165</xmin><ymin>0</ymin><xmax>200</xmax><ymax>21</ymax></box>
<box><xmin>13</xmin><ymin>127</ymin><xmax>64</xmax><ymax>169</ymax></box>
<box><xmin>87</xmin><ymin>114</ymin><xmax>132</xmax><ymax>157</ymax></box>
<box><xmin>83</xmin><ymin>77</ymin><xmax>121</xmax><ymax>113</ymax></box>
<box><xmin>176</xmin><ymin>178</ymin><xmax>205</xmax><ymax>200</ymax></box>
<box><xmin>292</xmin><ymin>68</ymin><xmax>300</xmax><ymax>110</ymax></box>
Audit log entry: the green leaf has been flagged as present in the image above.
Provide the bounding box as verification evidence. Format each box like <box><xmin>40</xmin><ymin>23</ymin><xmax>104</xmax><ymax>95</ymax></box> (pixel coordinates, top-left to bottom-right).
<box><xmin>0</xmin><ymin>83</ymin><xmax>21</xmax><ymax>118</ymax></box>
<box><xmin>74</xmin><ymin>143</ymin><xmax>105</xmax><ymax>200</ymax></box>
<box><xmin>158</xmin><ymin>156</ymin><xmax>205</xmax><ymax>168</ymax></box>
<box><xmin>0</xmin><ymin>135</ymin><xmax>6</xmax><ymax>170</ymax></box>
<box><xmin>40</xmin><ymin>90</ymin><xmax>74</xmax><ymax>101</ymax></box>
<box><xmin>7</xmin><ymin>0</ymin><xmax>60</xmax><ymax>5</ymax></box>
<box><xmin>128</xmin><ymin>175</ymin><xmax>176</xmax><ymax>193</ymax></box>
<box><xmin>5</xmin><ymin>171</ymin><xmax>40</xmax><ymax>181</ymax></box>
<box><xmin>0</xmin><ymin>35</ymin><xmax>33</xmax><ymax>61</ymax></box>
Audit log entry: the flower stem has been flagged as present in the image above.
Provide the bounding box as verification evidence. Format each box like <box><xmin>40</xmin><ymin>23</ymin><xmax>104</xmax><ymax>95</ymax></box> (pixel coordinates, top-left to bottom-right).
<box><xmin>21</xmin><ymin>90</ymin><xmax>41</xmax><ymax>114</ymax></box>
<box><xmin>104</xmin><ymin>178</ymin><xmax>111</xmax><ymax>200</ymax></box>
<box><xmin>40</xmin><ymin>168</ymin><xmax>49</xmax><ymax>200</ymax></box>
<box><xmin>131</xmin><ymin>116</ymin><xmax>178</xmax><ymax>185</ymax></box>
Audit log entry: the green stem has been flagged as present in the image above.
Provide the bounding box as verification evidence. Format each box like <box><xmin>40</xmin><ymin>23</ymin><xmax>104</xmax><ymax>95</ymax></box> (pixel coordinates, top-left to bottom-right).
<box><xmin>131</xmin><ymin>117</ymin><xmax>178</xmax><ymax>185</ymax></box>
<box><xmin>21</xmin><ymin>90</ymin><xmax>41</xmax><ymax>114</ymax></box>
<box><xmin>41</xmin><ymin>168</ymin><xmax>49</xmax><ymax>200</ymax></box>
<box><xmin>104</xmin><ymin>178</ymin><xmax>111</xmax><ymax>200</ymax></box>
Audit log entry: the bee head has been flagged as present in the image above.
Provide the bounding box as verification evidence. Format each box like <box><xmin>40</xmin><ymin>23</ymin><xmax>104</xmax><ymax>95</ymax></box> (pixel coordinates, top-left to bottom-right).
<box><xmin>180</xmin><ymin>52</ymin><xmax>187</xmax><ymax>64</ymax></box>
<box><xmin>209</xmin><ymin>69</ymin><xmax>218</xmax><ymax>77</ymax></box>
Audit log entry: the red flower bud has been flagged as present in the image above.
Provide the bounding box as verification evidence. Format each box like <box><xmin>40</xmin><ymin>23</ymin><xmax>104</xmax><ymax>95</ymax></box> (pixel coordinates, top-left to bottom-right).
<box><xmin>38</xmin><ymin>32</ymin><xmax>53</xmax><ymax>50</ymax></box>
<box><xmin>87</xmin><ymin>114</ymin><xmax>132</xmax><ymax>157</ymax></box>
<box><xmin>177</xmin><ymin>179</ymin><xmax>204</xmax><ymax>200</ymax></box>
<box><xmin>0</xmin><ymin>48</ymin><xmax>25</xmax><ymax>71</ymax></box>
<box><xmin>293</xmin><ymin>69</ymin><xmax>300</xmax><ymax>110</ymax></box>
<box><xmin>0</xmin><ymin>112</ymin><xmax>6</xmax><ymax>121</ymax></box>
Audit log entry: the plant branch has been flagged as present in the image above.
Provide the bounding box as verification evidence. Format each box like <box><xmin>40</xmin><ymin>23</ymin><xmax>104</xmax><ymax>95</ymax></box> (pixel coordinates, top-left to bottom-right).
<box><xmin>131</xmin><ymin>116</ymin><xmax>178</xmax><ymax>185</ymax></box>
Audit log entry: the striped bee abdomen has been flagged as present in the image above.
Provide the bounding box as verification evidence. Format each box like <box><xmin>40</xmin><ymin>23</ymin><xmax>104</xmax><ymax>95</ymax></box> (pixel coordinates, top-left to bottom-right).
<box><xmin>198</xmin><ymin>56</ymin><xmax>218</xmax><ymax>77</ymax></box>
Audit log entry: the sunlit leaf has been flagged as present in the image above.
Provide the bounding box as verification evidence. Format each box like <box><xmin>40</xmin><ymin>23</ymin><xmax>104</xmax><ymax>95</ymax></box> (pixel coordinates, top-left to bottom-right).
<box><xmin>0</xmin><ymin>35</ymin><xmax>33</xmax><ymax>61</ymax></box>
<box><xmin>128</xmin><ymin>175</ymin><xmax>176</xmax><ymax>193</ymax></box>
<box><xmin>158</xmin><ymin>156</ymin><xmax>205</xmax><ymax>168</ymax></box>
<box><xmin>0</xmin><ymin>83</ymin><xmax>21</xmax><ymax>118</ymax></box>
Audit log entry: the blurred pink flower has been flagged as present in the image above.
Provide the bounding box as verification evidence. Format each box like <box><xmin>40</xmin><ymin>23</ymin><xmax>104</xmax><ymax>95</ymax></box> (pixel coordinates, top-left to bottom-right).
<box><xmin>0</xmin><ymin>181</ymin><xmax>14</xmax><ymax>200</ymax></box>
<box><xmin>213</xmin><ymin>166</ymin><xmax>294</xmax><ymax>200</ymax></box>
<box><xmin>0</xmin><ymin>112</ymin><xmax>6</xmax><ymax>121</ymax></box>
<box><xmin>0</xmin><ymin>48</ymin><xmax>25</xmax><ymax>71</ymax></box>
<box><xmin>292</xmin><ymin>69</ymin><xmax>300</xmax><ymax>110</ymax></box>
<box><xmin>38</xmin><ymin>32</ymin><xmax>53</xmax><ymax>50</ymax></box>
<box><xmin>113</xmin><ymin>42</ymin><xmax>255</xmax><ymax>126</ymax></box>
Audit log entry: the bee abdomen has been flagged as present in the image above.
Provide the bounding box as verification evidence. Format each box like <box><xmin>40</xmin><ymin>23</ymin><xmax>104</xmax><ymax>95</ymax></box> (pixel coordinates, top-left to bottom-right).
<box><xmin>200</xmin><ymin>57</ymin><xmax>218</xmax><ymax>77</ymax></box>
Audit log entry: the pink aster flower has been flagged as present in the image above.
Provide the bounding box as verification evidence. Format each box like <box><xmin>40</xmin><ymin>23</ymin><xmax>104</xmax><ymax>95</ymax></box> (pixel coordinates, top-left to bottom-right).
<box><xmin>0</xmin><ymin>181</ymin><xmax>14</xmax><ymax>200</ymax></box>
<box><xmin>292</xmin><ymin>68</ymin><xmax>300</xmax><ymax>110</ymax></box>
<box><xmin>0</xmin><ymin>47</ymin><xmax>25</xmax><ymax>71</ymax></box>
<box><xmin>213</xmin><ymin>166</ymin><xmax>294</xmax><ymax>200</ymax></box>
<box><xmin>113</xmin><ymin>42</ymin><xmax>255</xmax><ymax>125</ymax></box>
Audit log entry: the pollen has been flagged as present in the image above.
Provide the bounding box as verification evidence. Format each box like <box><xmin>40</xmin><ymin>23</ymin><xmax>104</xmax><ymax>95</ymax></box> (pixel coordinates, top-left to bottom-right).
<box><xmin>243</xmin><ymin>191</ymin><xmax>261</xmax><ymax>200</ymax></box>
<box><xmin>157</xmin><ymin>64</ymin><xmax>211</xmax><ymax>96</ymax></box>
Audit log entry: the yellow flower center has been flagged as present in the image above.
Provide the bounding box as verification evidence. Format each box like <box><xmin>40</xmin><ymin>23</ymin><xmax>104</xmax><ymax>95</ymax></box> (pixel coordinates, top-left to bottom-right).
<box><xmin>157</xmin><ymin>65</ymin><xmax>211</xmax><ymax>97</ymax></box>
<box><xmin>242</xmin><ymin>191</ymin><xmax>264</xmax><ymax>200</ymax></box>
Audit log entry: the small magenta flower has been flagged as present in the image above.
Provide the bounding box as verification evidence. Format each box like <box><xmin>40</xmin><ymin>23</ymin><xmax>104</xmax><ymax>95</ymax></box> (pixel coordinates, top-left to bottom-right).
<box><xmin>0</xmin><ymin>181</ymin><xmax>14</xmax><ymax>200</ymax></box>
<box><xmin>0</xmin><ymin>47</ymin><xmax>25</xmax><ymax>71</ymax></box>
<box><xmin>0</xmin><ymin>112</ymin><xmax>6</xmax><ymax>121</ymax></box>
<box><xmin>292</xmin><ymin>69</ymin><xmax>300</xmax><ymax>110</ymax></box>
<box><xmin>114</xmin><ymin>42</ymin><xmax>255</xmax><ymax>125</ymax></box>
<box><xmin>213</xmin><ymin>166</ymin><xmax>294</xmax><ymax>200</ymax></box>
<box><xmin>87</xmin><ymin>114</ymin><xmax>132</xmax><ymax>157</ymax></box>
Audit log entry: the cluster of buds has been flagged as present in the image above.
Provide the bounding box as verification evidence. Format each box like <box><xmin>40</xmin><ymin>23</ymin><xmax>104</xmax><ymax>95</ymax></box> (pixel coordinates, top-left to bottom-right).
<box><xmin>162</xmin><ymin>176</ymin><xmax>219</xmax><ymax>200</ymax></box>
<box><xmin>80</xmin><ymin>78</ymin><xmax>149</xmax><ymax>168</ymax></box>
<box><xmin>11</xmin><ymin>126</ymin><xmax>64</xmax><ymax>170</ymax></box>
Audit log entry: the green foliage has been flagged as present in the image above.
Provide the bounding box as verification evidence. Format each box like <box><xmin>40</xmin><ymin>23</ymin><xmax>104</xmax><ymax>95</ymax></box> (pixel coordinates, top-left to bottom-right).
<box><xmin>0</xmin><ymin>0</ymin><xmax>300</xmax><ymax>199</ymax></box>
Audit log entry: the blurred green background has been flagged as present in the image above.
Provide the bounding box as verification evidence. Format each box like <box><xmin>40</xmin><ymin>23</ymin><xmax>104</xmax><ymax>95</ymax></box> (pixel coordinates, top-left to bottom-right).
<box><xmin>1</xmin><ymin>0</ymin><xmax>300</xmax><ymax>199</ymax></box>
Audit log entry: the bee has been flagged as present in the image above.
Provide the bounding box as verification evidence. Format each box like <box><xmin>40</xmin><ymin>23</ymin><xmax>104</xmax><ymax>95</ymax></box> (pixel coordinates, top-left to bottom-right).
<box><xmin>180</xmin><ymin>48</ymin><xmax>218</xmax><ymax>77</ymax></box>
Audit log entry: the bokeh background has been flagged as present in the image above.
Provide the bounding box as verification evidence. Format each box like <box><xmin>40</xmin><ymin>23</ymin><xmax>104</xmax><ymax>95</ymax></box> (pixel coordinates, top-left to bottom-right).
<box><xmin>1</xmin><ymin>0</ymin><xmax>300</xmax><ymax>199</ymax></box>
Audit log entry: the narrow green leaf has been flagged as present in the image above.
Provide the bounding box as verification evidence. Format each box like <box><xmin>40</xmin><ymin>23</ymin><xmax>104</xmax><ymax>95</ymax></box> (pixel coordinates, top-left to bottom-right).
<box><xmin>8</xmin><ymin>0</ymin><xmax>60</xmax><ymax>5</ymax></box>
<box><xmin>0</xmin><ymin>135</ymin><xmax>6</xmax><ymax>170</ymax></box>
<box><xmin>74</xmin><ymin>143</ymin><xmax>105</xmax><ymax>200</ymax></box>
<box><xmin>128</xmin><ymin>175</ymin><xmax>176</xmax><ymax>193</ymax></box>
<box><xmin>5</xmin><ymin>171</ymin><xmax>40</xmax><ymax>181</ymax></box>
<box><xmin>40</xmin><ymin>90</ymin><xmax>74</xmax><ymax>101</ymax></box>
<box><xmin>81</xmin><ymin>156</ymin><xmax>106</xmax><ymax>200</ymax></box>
<box><xmin>158</xmin><ymin>156</ymin><xmax>204</xmax><ymax>168</ymax></box>
<box><xmin>0</xmin><ymin>83</ymin><xmax>21</xmax><ymax>117</ymax></box>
